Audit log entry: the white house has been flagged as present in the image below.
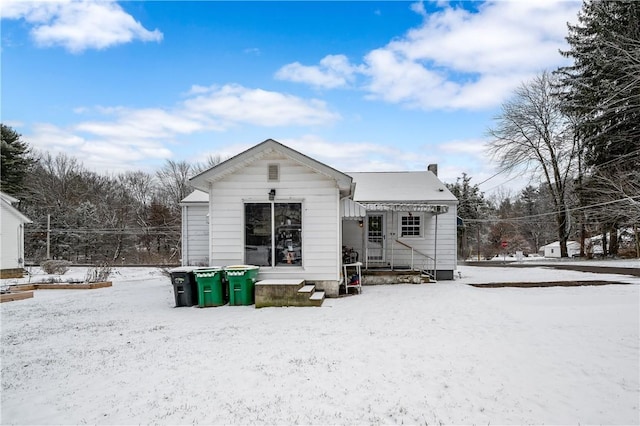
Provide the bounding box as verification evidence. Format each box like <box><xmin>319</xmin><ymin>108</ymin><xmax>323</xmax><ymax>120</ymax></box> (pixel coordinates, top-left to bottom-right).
<box><xmin>540</xmin><ymin>240</ymin><xmax>581</xmax><ymax>258</ymax></box>
<box><xmin>185</xmin><ymin>139</ymin><xmax>458</xmax><ymax>296</ymax></box>
<box><xmin>0</xmin><ymin>192</ymin><xmax>32</xmax><ymax>278</ymax></box>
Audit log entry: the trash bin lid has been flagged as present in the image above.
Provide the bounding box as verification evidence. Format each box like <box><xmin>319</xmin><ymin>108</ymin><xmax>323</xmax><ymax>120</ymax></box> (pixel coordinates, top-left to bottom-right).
<box><xmin>224</xmin><ymin>265</ymin><xmax>259</xmax><ymax>270</ymax></box>
<box><xmin>193</xmin><ymin>266</ymin><xmax>223</xmax><ymax>276</ymax></box>
<box><xmin>169</xmin><ymin>266</ymin><xmax>198</xmax><ymax>273</ymax></box>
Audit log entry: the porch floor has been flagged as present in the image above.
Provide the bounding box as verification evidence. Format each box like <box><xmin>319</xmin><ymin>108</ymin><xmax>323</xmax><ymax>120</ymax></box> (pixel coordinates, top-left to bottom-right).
<box><xmin>358</xmin><ymin>268</ymin><xmax>429</xmax><ymax>284</ymax></box>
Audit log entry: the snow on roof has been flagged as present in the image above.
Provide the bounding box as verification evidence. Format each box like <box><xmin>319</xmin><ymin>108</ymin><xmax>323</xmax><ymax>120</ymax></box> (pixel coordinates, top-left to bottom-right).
<box><xmin>180</xmin><ymin>189</ymin><xmax>208</xmax><ymax>204</ymax></box>
<box><xmin>349</xmin><ymin>171</ymin><xmax>457</xmax><ymax>203</ymax></box>
<box><xmin>0</xmin><ymin>192</ymin><xmax>32</xmax><ymax>223</ymax></box>
<box><xmin>190</xmin><ymin>139</ymin><xmax>352</xmax><ymax>194</ymax></box>
<box><xmin>0</xmin><ymin>191</ymin><xmax>19</xmax><ymax>204</ymax></box>
<box><xmin>540</xmin><ymin>241</ymin><xmax>580</xmax><ymax>249</ymax></box>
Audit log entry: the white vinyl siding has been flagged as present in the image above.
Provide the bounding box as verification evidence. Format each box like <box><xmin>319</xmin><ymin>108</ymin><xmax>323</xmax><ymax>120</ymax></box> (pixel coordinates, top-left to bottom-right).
<box><xmin>181</xmin><ymin>204</ymin><xmax>209</xmax><ymax>266</ymax></box>
<box><xmin>341</xmin><ymin>205</ymin><xmax>458</xmax><ymax>273</ymax></box>
<box><xmin>1</xmin><ymin>206</ymin><xmax>25</xmax><ymax>270</ymax></box>
<box><xmin>208</xmin><ymin>151</ymin><xmax>341</xmax><ymax>281</ymax></box>
<box><xmin>393</xmin><ymin>207</ymin><xmax>457</xmax><ymax>271</ymax></box>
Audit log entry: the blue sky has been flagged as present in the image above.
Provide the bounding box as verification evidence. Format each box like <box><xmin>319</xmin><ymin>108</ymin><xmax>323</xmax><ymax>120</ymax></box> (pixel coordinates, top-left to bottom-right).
<box><xmin>1</xmin><ymin>1</ymin><xmax>582</xmax><ymax>195</ymax></box>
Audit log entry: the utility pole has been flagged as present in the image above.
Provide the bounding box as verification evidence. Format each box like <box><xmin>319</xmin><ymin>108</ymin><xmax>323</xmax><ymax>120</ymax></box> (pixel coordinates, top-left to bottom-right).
<box><xmin>477</xmin><ymin>225</ymin><xmax>480</xmax><ymax>261</ymax></box>
<box><xmin>47</xmin><ymin>214</ymin><xmax>51</xmax><ymax>259</ymax></box>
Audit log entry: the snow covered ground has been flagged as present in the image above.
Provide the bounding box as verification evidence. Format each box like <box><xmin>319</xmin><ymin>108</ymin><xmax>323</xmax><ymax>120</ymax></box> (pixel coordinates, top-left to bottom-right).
<box><xmin>1</xmin><ymin>261</ymin><xmax>639</xmax><ymax>425</ymax></box>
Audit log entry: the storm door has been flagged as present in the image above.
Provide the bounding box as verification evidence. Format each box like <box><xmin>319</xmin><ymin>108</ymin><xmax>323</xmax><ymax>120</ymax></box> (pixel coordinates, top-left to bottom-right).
<box><xmin>366</xmin><ymin>213</ymin><xmax>385</xmax><ymax>262</ymax></box>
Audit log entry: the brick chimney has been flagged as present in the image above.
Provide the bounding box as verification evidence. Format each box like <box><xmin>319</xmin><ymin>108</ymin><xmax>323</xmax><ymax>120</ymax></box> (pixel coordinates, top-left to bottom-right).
<box><xmin>427</xmin><ymin>163</ymin><xmax>438</xmax><ymax>176</ymax></box>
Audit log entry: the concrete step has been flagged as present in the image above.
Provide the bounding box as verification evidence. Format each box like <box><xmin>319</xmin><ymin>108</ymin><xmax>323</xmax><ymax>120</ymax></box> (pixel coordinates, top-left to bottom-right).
<box><xmin>255</xmin><ymin>280</ymin><xmax>323</xmax><ymax>308</ymax></box>
<box><xmin>298</xmin><ymin>284</ymin><xmax>315</xmax><ymax>294</ymax></box>
<box><xmin>308</xmin><ymin>290</ymin><xmax>325</xmax><ymax>307</ymax></box>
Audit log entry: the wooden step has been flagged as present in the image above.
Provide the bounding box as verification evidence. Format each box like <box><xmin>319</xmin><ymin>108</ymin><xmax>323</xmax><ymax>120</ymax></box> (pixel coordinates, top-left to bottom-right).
<box><xmin>0</xmin><ymin>291</ymin><xmax>34</xmax><ymax>303</ymax></box>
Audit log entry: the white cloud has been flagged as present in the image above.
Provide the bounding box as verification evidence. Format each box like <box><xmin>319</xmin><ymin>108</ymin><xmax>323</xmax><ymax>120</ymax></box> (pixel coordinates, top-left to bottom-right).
<box><xmin>410</xmin><ymin>1</ymin><xmax>427</xmax><ymax>18</ymax></box>
<box><xmin>24</xmin><ymin>122</ymin><xmax>173</xmax><ymax>173</ymax></box>
<box><xmin>276</xmin><ymin>1</ymin><xmax>580</xmax><ymax>111</ymax></box>
<box><xmin>1</xmin><ymin>0</ymin><xmax>163</xmax><ymax>53</ymax></box>
<box><xmin>21</xmin><ymin>85</ymin><xmax>339</xmax><ymax>172</ymax></box>
<box><xmin>366</xmin><ymin>1</ymin><xmax>580</xmax><ymax>110</ymax></box>
<box><xmin>182</xmin><ymin>84</ymin><xmax>340</xmax><ymax>127</ymax></box>
<box><xmin>275</xmin><ymin>55</ymin><xmax>362</xmax><ymax>89</ymax></box>
<box><xmin>438</xmin><ymin>138</ymin><xmax>488</xmax><ymax>155</ymax></box>
<box><xmin>243</xmin><ymin>47</ymin><xmax>261</xmax><ymax>56</ymax></box>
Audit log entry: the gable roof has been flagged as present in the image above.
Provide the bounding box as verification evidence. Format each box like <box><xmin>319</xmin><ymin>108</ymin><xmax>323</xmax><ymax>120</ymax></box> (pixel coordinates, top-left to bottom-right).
<box><xmin>349</xmin><ymin>172</ymin><xmax>457</xmax><ymax>203</ymax></box>
<box><xmin>180</xmin><ymin>189</ymin><xmax>208</xmax><ymax>205</ymax></box>
<box><xmin>0</xmin><ymin>192</ymin><xmax>32</xmax><ymax>224</ymax></box>
<box><xmin>190</xmin><ymin>139</ymin><xmax>353</xmax><ymax>195</ymax></box>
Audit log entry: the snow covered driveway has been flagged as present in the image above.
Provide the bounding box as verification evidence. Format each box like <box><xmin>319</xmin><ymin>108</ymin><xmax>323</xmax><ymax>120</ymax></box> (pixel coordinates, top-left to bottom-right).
<box><xmin>2</xmin><ymin>266</ymin><xmax>639</xmax><ymax>425</ymax></box>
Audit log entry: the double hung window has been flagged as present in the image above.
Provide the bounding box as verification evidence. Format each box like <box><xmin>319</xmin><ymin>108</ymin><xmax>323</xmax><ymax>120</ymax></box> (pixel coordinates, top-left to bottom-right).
<box><xmin>400</xmin><ymin>214</ymin><xmax>422</xmax><ymax>237</ymax></box>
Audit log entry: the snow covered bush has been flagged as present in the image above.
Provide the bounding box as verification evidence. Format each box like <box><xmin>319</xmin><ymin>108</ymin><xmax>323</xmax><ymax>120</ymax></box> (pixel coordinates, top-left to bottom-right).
<box><xmin>84</xmin><ymin>263</ymin><xmax>112</xmax><ymax>283</ymax></box>
<box><xmin>40</xmin><ymin>260</ymin><xmax>72</xmax><ymax>275</ymax></box>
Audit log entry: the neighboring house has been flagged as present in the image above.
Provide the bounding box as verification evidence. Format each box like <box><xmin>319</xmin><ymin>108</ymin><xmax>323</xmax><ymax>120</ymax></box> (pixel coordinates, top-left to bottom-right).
<box><xmin>540</xmin><ymin>241</ymin><xmax>581</xmax><ymax>258</ymax></box>
<box><xmin>0</xmin><ymin>192</ymin><xmax>32</xmax><ymax>278</ymax></box>
<box><xmin>184</xmin><ymin>139</ymin><xmax>458</xmax><ymax>296</ymax></box>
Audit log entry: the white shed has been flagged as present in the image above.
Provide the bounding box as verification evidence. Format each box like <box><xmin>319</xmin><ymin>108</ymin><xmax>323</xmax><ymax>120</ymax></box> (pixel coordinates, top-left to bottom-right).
<box><xmin>1</xmin><ymin>192</ymin><xmax>32</xmax><ymax>278</ymax></box>
<box><xmin>541</xmin><ymin>241</ymin><xmax>581</xmax><ymax>258</ymax></box>
<box><xmin>180</xmin><ymin>189</ymin><xmax>209</xmax><ymax>266</ymax></box>
<box><xmin>184</xmin><ymin>139</ymin><xmax>459</xmax><ymax>296</ymax></box>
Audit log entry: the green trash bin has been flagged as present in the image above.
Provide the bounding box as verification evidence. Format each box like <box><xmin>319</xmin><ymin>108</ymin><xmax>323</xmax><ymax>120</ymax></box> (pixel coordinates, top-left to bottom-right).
<box><xmin>193</xmin><ymin>267</ymin><xmax>226</xmax><ymax>307</ymax></box>
<box><xmin>224</xmin><ymin>265</ymin><xmax>260</xmax><ymax>305</ymax></box>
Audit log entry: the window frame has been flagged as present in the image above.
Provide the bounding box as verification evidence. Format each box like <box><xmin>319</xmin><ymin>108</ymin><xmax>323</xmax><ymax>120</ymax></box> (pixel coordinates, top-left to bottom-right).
<box><xmin>398</xmin><ymin>212</ymin><xmax>423</xmax><ymax>238</ymax></box>
<box><xmin>244</xmin><ymin>200</ymin><xmax>303</xmax><ymax>267</ymax></box>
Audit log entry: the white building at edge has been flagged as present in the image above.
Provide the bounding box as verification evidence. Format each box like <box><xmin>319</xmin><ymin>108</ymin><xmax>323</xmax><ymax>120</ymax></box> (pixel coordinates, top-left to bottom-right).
<box><xmin>0</xmin><ymin>192</ymin><xmax>32</xmax><ymax>278</ymax></box>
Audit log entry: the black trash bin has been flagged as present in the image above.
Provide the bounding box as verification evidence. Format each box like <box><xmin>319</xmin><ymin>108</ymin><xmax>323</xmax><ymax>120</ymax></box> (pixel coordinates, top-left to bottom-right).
<box><xmin>169</xmin><ymin>267</ymin><xmax>199</xmax><ymax>307</ymax></box>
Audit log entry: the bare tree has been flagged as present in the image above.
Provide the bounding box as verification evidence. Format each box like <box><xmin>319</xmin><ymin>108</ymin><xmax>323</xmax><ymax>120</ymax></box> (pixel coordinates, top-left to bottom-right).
<box><xmin>192</xmin><ymin>154</ymin><xmax>223</xmax><ymax>175</ymax></box>
<box><xmin>487</xmin><ymin>71</ymin><xmax>581</xmax><ymax>257</ymax></box>
<box><xmin>156</xmin><ymin>159</ymin><xmax>194</xmax><ymax>213</ymax></box>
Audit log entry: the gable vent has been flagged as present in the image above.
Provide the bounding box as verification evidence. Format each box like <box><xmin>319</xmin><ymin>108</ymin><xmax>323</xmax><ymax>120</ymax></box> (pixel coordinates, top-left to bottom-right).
<box><xmin>268</xmin><ymin>164</ymin><xmax>279</xmax><ymax>181</ymax></box>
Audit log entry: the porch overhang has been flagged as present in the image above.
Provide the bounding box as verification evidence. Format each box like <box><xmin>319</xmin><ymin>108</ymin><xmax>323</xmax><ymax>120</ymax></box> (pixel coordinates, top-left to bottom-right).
<box><xmin>341</xmin><ymin>198</ymin><xmax>367</xmax><ymax>219</ymax></box>
<box><xmin>359</xmin><ymin>202</ymin><xmax>449</xmax><ymax>214</ymax></box>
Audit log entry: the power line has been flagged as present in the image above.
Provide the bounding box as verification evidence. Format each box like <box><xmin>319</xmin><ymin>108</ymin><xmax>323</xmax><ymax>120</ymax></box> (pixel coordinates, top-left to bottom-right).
<box><xmin>25</xmin><ymin>228</ymin><xmax>181</xmax><ymax>235</ymax></box>
<box><xmin>462</xmin><ymin>195</ymin><xmax>640</xmax><ymax>223</ymax></box>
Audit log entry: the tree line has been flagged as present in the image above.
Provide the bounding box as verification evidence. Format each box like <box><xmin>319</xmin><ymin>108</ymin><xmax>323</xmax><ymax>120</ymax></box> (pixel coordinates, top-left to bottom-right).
<box><xmin>451</xmin><ymin>0</ymin><xmax>639</xmax><ymax>259</ymax></box>
<box><xmin>1</xmin><ymin>123</ymin><xmax>219</xmax><ymax>264</ymax></box>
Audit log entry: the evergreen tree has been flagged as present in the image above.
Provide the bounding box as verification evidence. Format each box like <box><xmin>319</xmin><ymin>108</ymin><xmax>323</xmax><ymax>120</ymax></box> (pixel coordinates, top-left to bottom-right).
<box><xmin>446</xmin><ymin>173</ymin><xmax>491</xmax><ymax>259</ymax></box>
<box><xmin>557</xmin><ymin>0</ymin><xmax>640</xmax><ymax>254</ymax></box>
<box><xmin>1</xmin><ymin>124</ymin><xmax>35</xmax><ymax>196</ymax></box>
<box><xmin>558</xmin><ymin>0</ymin><xmax>640</xmax><ymax>168</ymax></box>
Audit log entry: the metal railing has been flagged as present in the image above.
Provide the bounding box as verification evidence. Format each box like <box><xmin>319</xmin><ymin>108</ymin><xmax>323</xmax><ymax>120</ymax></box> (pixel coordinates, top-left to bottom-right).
<box><xmin>364</xmin><ymin>240</ymin><xmax>436</xmax><ymax>281</ymax></box>
<box><xmin>393</xmin><ymin>240</ymin><xmax>436</xmax><ymax>280</ymax></box>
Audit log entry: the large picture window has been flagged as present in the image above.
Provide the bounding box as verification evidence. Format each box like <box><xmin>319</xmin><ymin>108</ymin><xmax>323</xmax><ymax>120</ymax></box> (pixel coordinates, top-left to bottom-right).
<box><xmin>245</xmin><ymin>202</ymin><xmax>302</xmax><ymax>266</ymax></box>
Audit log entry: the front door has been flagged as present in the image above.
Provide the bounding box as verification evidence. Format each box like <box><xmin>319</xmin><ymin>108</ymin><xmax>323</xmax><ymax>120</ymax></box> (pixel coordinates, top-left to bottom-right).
<box><xmin>367</xmin><ymin>213</ymin><xmax>385</xmax><ymax>262</ymax></box>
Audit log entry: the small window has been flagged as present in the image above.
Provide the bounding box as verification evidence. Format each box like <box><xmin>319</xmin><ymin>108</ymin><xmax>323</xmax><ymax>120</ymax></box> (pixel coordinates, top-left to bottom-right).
<box><xmin>400</xmin><ymin>214</ymin><xmax>421</xmax><ymax>237</ymax></box>
<box><xmin>268</xmin><ymin>164</ymin><xmax>279</xmax><ymax>181</ymax></box>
